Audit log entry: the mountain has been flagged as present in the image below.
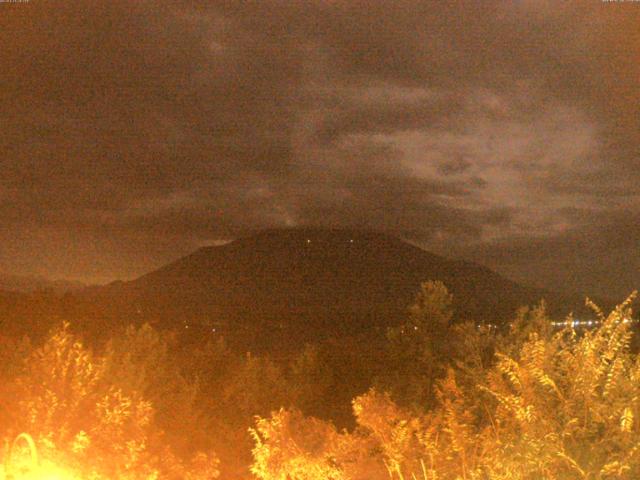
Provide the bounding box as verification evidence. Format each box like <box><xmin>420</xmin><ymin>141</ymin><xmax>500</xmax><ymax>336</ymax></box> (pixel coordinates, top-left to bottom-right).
<box><xmin>0</xmin><ymin>273</ymin><xmax>85</xmax><ymax>293</ymax></box>
<box><xmin>77</xmin><ymin>228</ymin><xmax>598</xmax><ymax>350</ymax></box>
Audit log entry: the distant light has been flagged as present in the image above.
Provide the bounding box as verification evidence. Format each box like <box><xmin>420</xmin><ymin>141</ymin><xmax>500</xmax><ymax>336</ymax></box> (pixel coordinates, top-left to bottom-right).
<box><xmin>349</xmin><ymin>239</ymin><xmax>354</xmax><ymax>243</ymax></box>
<box><xmin>306</xmin><ymin>239</ymin><xmax>311</xmax><ymax>244</ymax></box>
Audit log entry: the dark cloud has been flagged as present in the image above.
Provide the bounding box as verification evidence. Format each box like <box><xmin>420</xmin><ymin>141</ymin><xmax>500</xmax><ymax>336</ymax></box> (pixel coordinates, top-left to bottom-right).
<box><xmin>0</xmin><ymin>1</ymin><xmax>639</xmax><ymax>293</ymax></box>
<box><xmin>460</xmin><ymin>209</ymin><xmax>640</xmax><ymax>299</ymax></box>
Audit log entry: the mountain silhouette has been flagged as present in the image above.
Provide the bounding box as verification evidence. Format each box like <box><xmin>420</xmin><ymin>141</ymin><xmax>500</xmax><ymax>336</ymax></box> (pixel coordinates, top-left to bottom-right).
<box><xmin>79</xmin><ymin>228</ymin><xmax>596</xmax><ymax>350</ymax></box>
<box><xmin>0</xmin><ymin>273</ymin><xmax>85</xmax><ymax>294</ymax></box>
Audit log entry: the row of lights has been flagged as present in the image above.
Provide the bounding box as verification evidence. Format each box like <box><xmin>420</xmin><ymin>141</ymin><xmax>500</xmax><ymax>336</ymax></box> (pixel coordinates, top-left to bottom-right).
<box><xmin>181</xmin><ymin>319</ymin><xmax>639</xmax><ymax>334</ymax></box>
<box><xmin>306</xmin><ymin>239</ymin><xmax>355</xmax><ymax>243</ymax></box>
<box><xmin>551</xmin><ymin>318</ymin><xmax>636</xmax><ymax>328</ymax></box>
<box><xmin>182</xmin><ymin>320</ymin><xmax>218</xmax><ymax>332</ymax></box>
<box><xmin>476</xmin><ymin>323</ymin><xmax>499</xmax><ymax>330</ymax></box>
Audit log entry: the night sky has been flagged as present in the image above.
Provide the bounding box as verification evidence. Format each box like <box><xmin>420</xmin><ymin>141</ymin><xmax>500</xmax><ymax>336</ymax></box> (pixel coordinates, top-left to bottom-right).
<box><xmin>1</xmin><ymin>1</ymin><xmax>639</xmax><ymax>297</ymax></box>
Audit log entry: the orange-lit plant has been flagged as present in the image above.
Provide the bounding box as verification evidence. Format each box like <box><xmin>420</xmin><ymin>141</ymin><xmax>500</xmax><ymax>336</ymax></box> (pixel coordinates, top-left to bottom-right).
<box><xmin>0</xmin><ymin>323</ymin><xmax>219</xmax><ymax>480</ymax></box>
<box><xmin>251</xmin><ymin>292</ymin><xmax>640</xmax><ymax>480</ymax></box>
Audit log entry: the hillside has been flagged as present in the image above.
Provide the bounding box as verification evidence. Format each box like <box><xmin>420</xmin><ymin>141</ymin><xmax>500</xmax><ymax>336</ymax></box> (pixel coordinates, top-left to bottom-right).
<box><xmin>76</xmin><ymin>228</ymin><xmax>596</xmax><ymax>350</ymax></box>
<box><xmin>0</xmin><ymin>273</ymin><xmax>85</xmax><ymax>294</ymax></box>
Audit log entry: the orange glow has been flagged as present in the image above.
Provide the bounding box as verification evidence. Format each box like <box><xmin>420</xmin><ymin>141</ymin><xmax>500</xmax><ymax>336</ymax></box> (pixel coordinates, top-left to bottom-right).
<box><xmin>3</xmin><ymin>434</ymin><xmax>78</xmax><ymax>480</ymax></box>
<box><xmin>14</xmin><ymin>463</ymin><xmax>77</xmax><ymax>480</ymax></box>
<box><xmin>2</xmin><ymin>461</ymin><xmax>78</xmax><ymax>480</ymax></box>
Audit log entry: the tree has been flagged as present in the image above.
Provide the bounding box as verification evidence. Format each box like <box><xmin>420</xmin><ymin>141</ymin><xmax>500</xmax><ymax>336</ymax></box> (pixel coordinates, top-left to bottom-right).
<box><xmin>6</xmin><ymin>322</ymin><xmax>158</xmax><ymax>478</ymax></box>
<box><xmin>379</xmin><ymin>281</ymin><xmax>456</xmax><ymax>411</ymax></box>
<box><xmin>287</xmin><ymin>344</ymin><xmax>335</xmax><ymax>417</ymax></box>
<box><xmin>252</xmin><ymin>294</ymin><xmax>640</xmax><ymax>480</ymax></box>
<box><xmin>0</xmin><ymin>322</ymin><xmax>219</xmax><ymax>479</ymax></box>
<box><xmin>251</xmin><ymin>408</ymin><xmax>344</xmax><ymax>480</ymax></box>
<box><xmin>102</xmin><ymin>324</ymin><xmax>204</xmax><ymax>456</ymax></box>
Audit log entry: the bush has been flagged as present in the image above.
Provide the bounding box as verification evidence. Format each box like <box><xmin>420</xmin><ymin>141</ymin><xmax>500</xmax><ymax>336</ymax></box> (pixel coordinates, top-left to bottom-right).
<box><xmin>252</xmin><ymin>293</ymin><xmax>640</xmax><ymax>479</ymax></box>
<box><xmin>0</xmin><ymin>322</ymin><xmax>219</xmax><ymax>479</ymax></box>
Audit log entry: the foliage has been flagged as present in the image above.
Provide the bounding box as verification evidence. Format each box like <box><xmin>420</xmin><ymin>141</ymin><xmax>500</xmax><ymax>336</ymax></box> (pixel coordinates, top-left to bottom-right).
<box><xmin>0</xmin><ymin>322</ymin><xmax>219</xmax><ymax>479</ymax></box>
<box><xmin>379</xmin><ymin>280</ymin><xmax>497</xmax><ymax>413</ymax></box>
<box><xmin>4</xmin><ymin>281</ymin><xmax>640</xmax><ymax>480</ymax></box>
<box><xmin>251</xmin><ymin>292</ymin><xmax>640</xmax><ymax>480</ymax></box>
<box><xmin>477</xmin><ymin>293</ymin><xmax>640</xmax><ymax>479</ymax></box>
<box><xmin>287</xmin><ymin>344</ymin><xmax>336</xmax><ymax>417</ymax></box>
<box><xmin>102</xmin><ymin>324</ymin><xmax>204</xmax><ymax>456</ymax></box>
<box><xmin>251</xmin><ymin>408</ymin><xmax>345</xmax><ymax>480</ymax></box>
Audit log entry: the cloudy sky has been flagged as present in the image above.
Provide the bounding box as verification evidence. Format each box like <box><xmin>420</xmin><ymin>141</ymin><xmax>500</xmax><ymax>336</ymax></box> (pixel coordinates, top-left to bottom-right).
<box><xmin>1</xmin><ymin>1</ymin><xmax>639</xmax><ymax>296</ymax></box>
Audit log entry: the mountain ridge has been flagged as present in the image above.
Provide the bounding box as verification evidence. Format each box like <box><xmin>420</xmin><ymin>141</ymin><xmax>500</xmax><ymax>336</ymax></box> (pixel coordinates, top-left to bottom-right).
<box><xmin>0</xmin><ymin>273</ymin><xmax>85</xmax><ymax>293</ymax></box>
<box><xmin>75</xmin><ymin>228</ymin><xmax>602</xmax><ymax>351</ymax></box>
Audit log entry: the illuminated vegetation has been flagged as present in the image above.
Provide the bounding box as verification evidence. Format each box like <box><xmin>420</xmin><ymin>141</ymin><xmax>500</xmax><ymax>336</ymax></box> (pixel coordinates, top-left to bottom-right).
<box><xmin>0</xmin><ymin>323</ymin><xmax>219</xmax><ymax>479</ymax></box>
<box><xmin>251</xmin><ymin>290</ymin><xmax>640</xmax><ymax>480</ymax></box>
<box><xmin>1</xmin><ymin>283</ymin><xmax>639</xmax><ymax>479</ymax></box>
